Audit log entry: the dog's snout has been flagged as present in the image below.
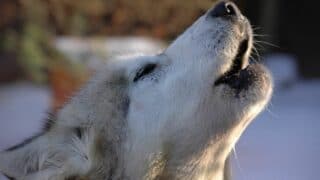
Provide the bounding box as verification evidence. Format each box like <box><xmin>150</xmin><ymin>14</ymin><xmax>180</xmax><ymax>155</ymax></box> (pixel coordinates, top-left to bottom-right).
<box><xmin>209</xmin><ymin>1</ymin><xmax>239</xmax><ymax>18</ymax></box>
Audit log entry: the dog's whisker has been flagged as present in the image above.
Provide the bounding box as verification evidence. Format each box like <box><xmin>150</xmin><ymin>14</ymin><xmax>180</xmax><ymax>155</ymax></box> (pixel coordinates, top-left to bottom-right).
<box><xmin>254</xmin><ymin>40</ymin><xmax>280</xmax><ymax>48</ymax></box>
<box><xmin>232</xmin><ymin>146</ymin><xmax>248</xmax><ymax>180</ymax></box>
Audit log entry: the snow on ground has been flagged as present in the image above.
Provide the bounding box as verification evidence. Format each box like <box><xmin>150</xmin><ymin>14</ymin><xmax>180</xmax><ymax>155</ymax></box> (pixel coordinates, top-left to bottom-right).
<box><xmin>0</xmin><ymin>82</ymin><xmax>51</xmax><ymax>150</ymax></box>
<box><xmin>264</xmin><ymin>53</ymin><xmax>299</xmax><ymax>89</ymax></box>
<box><xmin>54</xmin><ymin>37</ymin><xmax>165</xmax><ymax>72</ymax></box>
<box><xmin>231</xmin><ymin>55</ymin><xmax>320</xmax><ymax>180</ymax></box>
<box><xmin>231</xmin><ymin>80</ymin><xmax>320</xmax><ymax>180</ymax></box>
<box><xmin>0</xmin><ymin>82</ymin><xmax>51</xmax><ymax>180</ymax></box>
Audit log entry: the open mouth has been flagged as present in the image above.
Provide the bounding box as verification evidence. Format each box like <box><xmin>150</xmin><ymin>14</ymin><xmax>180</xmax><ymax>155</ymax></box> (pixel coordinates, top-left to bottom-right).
<box><xmin>214</xmin><ymin>38</ymin><xmax>253</xmax><ymax>91</ymax></box>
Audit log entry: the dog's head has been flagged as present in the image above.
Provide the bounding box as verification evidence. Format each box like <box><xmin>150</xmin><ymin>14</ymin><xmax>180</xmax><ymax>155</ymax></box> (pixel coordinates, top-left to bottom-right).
<box><xmin>123</xmin><ymin>1</ymin><xmax>272</xmax><ymax>178</ymax></box>
<box><xmin>0</xmin><ymin>1</ymin><xmax>272</xmax><ymax>179</ymax></box>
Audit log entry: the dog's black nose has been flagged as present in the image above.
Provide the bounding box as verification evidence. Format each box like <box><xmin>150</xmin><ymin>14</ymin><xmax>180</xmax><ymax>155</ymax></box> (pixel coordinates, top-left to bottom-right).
<box><xmin>209</xmin><ymin>1</ymin><xmax>239</xmax><ymax>18</ymax></box>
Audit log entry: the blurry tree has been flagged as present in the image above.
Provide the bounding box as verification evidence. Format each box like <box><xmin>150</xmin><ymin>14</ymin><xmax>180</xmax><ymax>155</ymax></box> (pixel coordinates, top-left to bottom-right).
<box><xmin>46</xmin><ymin>0</ymin><xmax>217</xmax><ymax>38</ymax></box>
<box><xmin>0</xmin><ymin>0</ymin><xmax>221</xmax><ymax>109</ymax></box>
<box><xmin>1</xmin><ymin>0</ymin><xmax>219</xmax><ymax>83</ymax></box>
<box><xmin>0</xmin><ymin>0</ymin><xmax>89</xmax><ymax>109</ymax></box>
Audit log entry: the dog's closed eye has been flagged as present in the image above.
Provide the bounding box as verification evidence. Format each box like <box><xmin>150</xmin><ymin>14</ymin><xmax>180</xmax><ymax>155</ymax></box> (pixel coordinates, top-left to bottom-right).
<box><xmin>74</xmin><ymin>127</ymin><xmax>82</xmax><ymax>139</ymax></box>
<box><xmin>133</xmin><ymin>63</ymin><xmax>157</xmax><ymax>82</ymax></box>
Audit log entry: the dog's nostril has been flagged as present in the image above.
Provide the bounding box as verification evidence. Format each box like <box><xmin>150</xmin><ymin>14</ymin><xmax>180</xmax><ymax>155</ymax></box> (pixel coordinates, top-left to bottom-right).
<box><xmin>209</xmin><ymin>1</ymin><xmax>238</xmax><ymax>18</ymax></box>
<box><xmin>225</xmin><ymin>3</ymin><xmax>236</xmax><ymax>15</ymax></box>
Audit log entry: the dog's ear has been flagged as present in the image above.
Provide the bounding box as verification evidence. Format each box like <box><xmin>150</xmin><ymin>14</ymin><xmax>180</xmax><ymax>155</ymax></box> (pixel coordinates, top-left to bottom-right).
<box><xmin>0</xmin><ymin>128</ymin><xmax>93</xmax><ymax>180</ymax></box>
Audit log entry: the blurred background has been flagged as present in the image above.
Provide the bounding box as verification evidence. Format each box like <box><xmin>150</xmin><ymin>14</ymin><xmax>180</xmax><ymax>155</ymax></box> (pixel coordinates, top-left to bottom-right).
<box><xmin>0</xmin><ymin>0</ymin><xmax>319</xmax><ymax>179</ymax></box>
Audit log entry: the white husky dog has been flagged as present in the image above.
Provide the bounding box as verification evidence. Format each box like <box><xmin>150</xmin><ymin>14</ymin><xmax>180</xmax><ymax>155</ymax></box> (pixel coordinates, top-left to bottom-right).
<box><xmin>0</xmin><ymin>1</ymin><xmax>272</xmax><ymax>180</ymax></box>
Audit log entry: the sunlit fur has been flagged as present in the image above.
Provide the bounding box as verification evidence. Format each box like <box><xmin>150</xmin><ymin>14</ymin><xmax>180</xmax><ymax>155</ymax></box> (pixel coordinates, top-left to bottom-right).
<box><xmin>0</xmin><ymin>2</ymin><xmax>272</xmax><ymax>180</ymax></box>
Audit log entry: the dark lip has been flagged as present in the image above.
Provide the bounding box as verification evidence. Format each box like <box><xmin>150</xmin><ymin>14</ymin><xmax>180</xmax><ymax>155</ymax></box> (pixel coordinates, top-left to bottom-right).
<box><xmin>214</xmin><ymin>65</ymin><xmax>255</xmax><ymax>95</ymax></box>
<box><xmin>214</xmin><ymin>38</ymin><xmax>251</xmax><ymax>89</ymax></box>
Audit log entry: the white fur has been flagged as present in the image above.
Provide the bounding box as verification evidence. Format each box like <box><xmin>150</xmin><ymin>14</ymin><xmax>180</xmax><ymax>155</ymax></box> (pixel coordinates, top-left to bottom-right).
<box><xmin>0</xmin><ymin>3</ymin><xmax>272</xmax><ymax>180</ymax></box>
